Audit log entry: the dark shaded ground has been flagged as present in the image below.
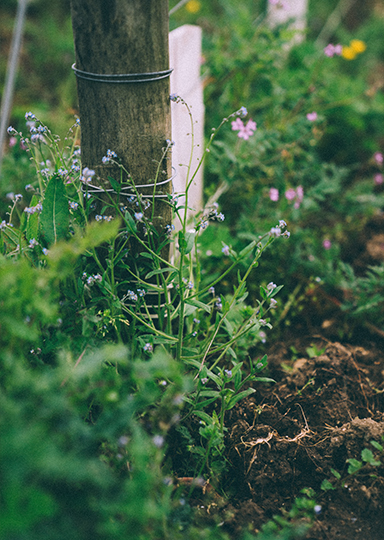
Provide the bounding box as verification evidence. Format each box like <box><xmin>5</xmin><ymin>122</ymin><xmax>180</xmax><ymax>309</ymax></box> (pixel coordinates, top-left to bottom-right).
<box><xmin>189</xmin><ymin>337</ymin><xmax>384</xmax><ymax>539</ymax></box>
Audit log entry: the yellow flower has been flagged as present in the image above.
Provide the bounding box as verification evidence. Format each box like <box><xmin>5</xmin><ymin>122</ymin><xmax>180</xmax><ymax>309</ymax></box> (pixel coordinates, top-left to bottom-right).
<box><xmin>185</xmin><ymin>0</ymin><xmax>201</xmax><ymax>13</ymax></box>
<box><xmin>350</xmin><ymin>39</ymin><xmax>367</xmax><ymax>54</ymax></box>
<box><xmin>341</xmin><ymin>46</ymin><xmax>357</xmax><ymax>60</ymax></box>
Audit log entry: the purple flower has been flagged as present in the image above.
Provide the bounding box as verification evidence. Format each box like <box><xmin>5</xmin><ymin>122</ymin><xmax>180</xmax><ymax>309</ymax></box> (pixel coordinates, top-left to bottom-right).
<box><xmin>324</xmin><ymin>43</ymin><xmax>343</xmax><ymax>57</ymax></box>
<box><xmin>323</xmin><ymin>239</ymin><xmax>332</xmax><ymax>250</ymax></box>
<box><xmin>334</xmin><ymin>44</ymin><xmax>343</xmax><ymax>55</ymax></box>
<box><xmin>374</xmin><ymin>173</ymin><xmax>383</xmax><ymax>185</ymax></box>
<box><xmin>231</xmin><ymin>118</ymin><xmax>257</xmax><ymax>141</ymax></box>
<box><xmin>306</xmin><ymin>112</ymin><xmax>318</xmax><ymax>122</ymax></box>
<box><xmin>374</xmin><ymin>152</ymin><xmax>383</xmax><ymax>165</ymax></box>
<box><xmin>231</xmin><ymin>118</ymin><xmax>244</xmax><ymax>131</ymax></box>
<box><xmin>269</xmin><ymin>188</ymin><xmax>279</xmax><ymax>202</ymax></box>
<box><xmin>222</xmin><ymin>245</ymin><xmax>230</xmax><ymax>256</ymax></box>
<box><xmin>324</xmin><ymin>44</ymin><xmax>335</xmax><ymax>57</ymax></box>
<box><xmin>285</xmin><ymin>188</ymin><xmax>296</xmax><ymax>201</ymax></box>
<box><xmin>285</xmin><ymin>186</ymin><xmax>304</xmax><ymax>209</ymax></box>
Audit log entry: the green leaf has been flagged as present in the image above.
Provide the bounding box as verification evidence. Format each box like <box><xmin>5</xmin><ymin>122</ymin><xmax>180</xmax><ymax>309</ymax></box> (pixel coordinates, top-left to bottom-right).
<box><xmin>347</xmin><ymin>458</ymin><xmax>362</xmax><ymax>475</ymax></box>
<box><xmin>253</xmin><ymin>377</ymin><xmax>275</xmax><ymax>383</ymax></box>
<box><xmin>331</xmin><ymin>468</ymin><xmax>341</xmax><ymax>479</ymax></box>
<box><xmin>227</xmin><ymin>388</ymin><xmax>256</xmax><ymax>410</ymax></box>
<box><xmin>370</xmin><ymin>440</ymin><xmax>383</xmax><ymax>452</ymax></box>
<box><xmin>145</xmin><ymin>267</ymin><xmax>174</xmax><ymax>279</ymax></box>
<box><xmin>239</xmin><ymin>241</ymin><xmax>256</xmax><ymax>258</ymax></box>
<box><xmin>185</xmin><ymin>298</ymin><xmax>211</xmax><ymax>313</ymax></box>
<box><xmin>40</xmin><ymin>174</ymin><xmax>69</xmax><ymax>245</ymax></box>
<box><xmin>108</xmin><ymin>176</ymin><xmax>121</xmax><ymax>193</ymax></box>
<box><xmin>199</xmin><ymin>390</ymin><xmax>221</xmax><ymax>398</ymax></box>
<box><xmin>320</xmin><ymin>479</ymin><xmax>335</xmax><ymax>491</ymax></box>
<box><xmin>184</xmin><ymin>230</ymin><xmax>196</xmax><ymax>255</ymax></box>
<box><xmin>361</xmin><ymin>448</ymin><xmax>381</xmax><ymax>466</ymax></box>
<box><xmin>194</xmin><ymin>397</ymin><xmax>219</xmax><ymax>409</ymax></box>
<box><xmin>268</xmin><ymin>284</ymin><xmax>284</xmax><ymax>298</ymax></box>
<box><xmin>125</xmin><ymin>211</ymin><xmax>137</xmax><ymax>233</ymax></box>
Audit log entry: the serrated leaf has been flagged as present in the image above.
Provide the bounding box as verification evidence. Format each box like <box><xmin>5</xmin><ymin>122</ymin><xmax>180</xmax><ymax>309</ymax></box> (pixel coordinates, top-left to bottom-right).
<box><xmin>40</xmin><ymin>174</ymin><xmax>69</xmax><ymax>245</ymax></box>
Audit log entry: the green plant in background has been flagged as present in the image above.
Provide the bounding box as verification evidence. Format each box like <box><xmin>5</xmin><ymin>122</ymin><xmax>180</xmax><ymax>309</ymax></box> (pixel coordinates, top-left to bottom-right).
<box><xmin>243</xmin><ymin>489</ymin><xmax>318</xmax><ymax>540</ymax></box>
<box><xmin>320</xmin><ymin>439</ymin><xmax>384</xmax><ymax>493</ymax></box>
<box><xmin>186</xmin><ymin>1</ymin><xmax>384</xmax><ymax>339</ymax></box>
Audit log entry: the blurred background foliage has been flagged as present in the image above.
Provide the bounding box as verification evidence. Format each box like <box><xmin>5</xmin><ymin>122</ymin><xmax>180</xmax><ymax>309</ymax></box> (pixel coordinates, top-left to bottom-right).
<box><xmin>1</xmin><ymin>0</ymin><xmax>384</xmax><ymax>339</ymax></box>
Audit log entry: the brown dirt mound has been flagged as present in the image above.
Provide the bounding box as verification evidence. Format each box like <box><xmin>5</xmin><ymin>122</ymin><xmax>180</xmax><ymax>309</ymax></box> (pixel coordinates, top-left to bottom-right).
<box><xmin>219</xmin><ymin>339</ymin><xmax>384</xmax><ymax>538</ymax></box>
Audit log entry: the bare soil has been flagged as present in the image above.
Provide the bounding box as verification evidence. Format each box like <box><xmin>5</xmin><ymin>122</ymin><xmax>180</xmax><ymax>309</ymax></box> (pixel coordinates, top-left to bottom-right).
<box><xmin>217</xmin><ymin>337</ymin><xmax>384</xmax><ymax>539</ymax></box>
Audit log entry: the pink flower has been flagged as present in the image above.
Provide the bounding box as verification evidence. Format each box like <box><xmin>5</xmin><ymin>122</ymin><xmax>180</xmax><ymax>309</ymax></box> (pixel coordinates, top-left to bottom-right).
<box><xmin>374</xmin><ymin>152</ymin><xmax>383</xmax><ymax>165</ymax></box>
<box><xmin>334</xmin><ymin>44</ymin><xmax>343</xmax><ymax>55</ymax></box>
<box><xmin>232</xmin><ymin>118</ymin><xmax>257</xmax><ymax>141</ymax></box>
<box><xmin>285</xmin><ymin>186</ymin><xmax>304</xmax><ymax>209</ymax></box>
<box><xmin>306</xmin><ymin>112</ymin><xmax>317</xmax><ymax>122</ymax></box>
<box><xmin>374</xmin><ymin>173</ymin><xmax>383</xmax><ymax>185</ymax></box>
<box><xmin>269</xmin><ymin>188</ymin><xmax>279</xmax><ymax>201</ymax></box>
<box><xmin>9</xmin><ymin>137</ymin><xmax>17</xmax><ymax>147</ymax></box>
<box><xmin>324</xmin><ymin>44</ymin><xmax>342</xmax><ymax>58</ymax></box>
<box><xmin>324</xmin><ymin>44</ymin><xmax>335</xmax><ymax>57</ymax></box>
<box><xmin>323</xmin><ymin>239</ymin><xmax>332</xmax><ymax>250</ymax></box>
<box><xmin>231</xmin><ymin>118</ymin><xmax>244</xmax><ymax>131</ymax></box>
<box><xmin>285</xmin><ymin>188</ymin><xmax>296</xmax><ymax>201</ymax></box>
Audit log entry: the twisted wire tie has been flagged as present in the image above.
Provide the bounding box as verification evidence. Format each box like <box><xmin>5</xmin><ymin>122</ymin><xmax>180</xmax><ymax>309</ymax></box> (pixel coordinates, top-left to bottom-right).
<box><xmin>72</xmin><ymin>64</ymin><xmax>173</xmax><ymax>84</ymax></box>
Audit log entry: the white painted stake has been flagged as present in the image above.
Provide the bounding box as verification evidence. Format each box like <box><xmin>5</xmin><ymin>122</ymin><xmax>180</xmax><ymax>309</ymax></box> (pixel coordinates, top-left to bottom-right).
<box><xmin>267</xmin><ymin>0</ymin><xmax>308</xmax><ymax>41</ymax></box>
<box><xmin>169</xmin><ymin>25</ymin><xmax>204</xmax><ymax>224</ymax></box>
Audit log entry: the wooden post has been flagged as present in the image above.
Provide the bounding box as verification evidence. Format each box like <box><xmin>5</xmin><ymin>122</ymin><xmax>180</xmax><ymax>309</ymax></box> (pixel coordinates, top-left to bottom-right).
<box><xmin>70</xmin><ymin>0</ymin><xmax>172</xmax><ymax>230</ymax></box>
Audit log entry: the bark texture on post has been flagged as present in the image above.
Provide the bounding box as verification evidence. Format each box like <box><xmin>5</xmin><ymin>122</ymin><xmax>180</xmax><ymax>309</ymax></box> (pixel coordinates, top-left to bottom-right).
<box><xmin>70</xmin><ymin>0</ymin><xmax>172</xmax><ymax>229</ymax></box>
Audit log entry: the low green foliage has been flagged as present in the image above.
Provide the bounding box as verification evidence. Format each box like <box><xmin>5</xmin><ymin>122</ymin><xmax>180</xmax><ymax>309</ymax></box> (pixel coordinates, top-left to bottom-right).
<box><xmin>321</xmin><ymin>438</ymin><xmax>384</xmax><ymax>493</ymax></box>
<box><xmin>0</xmin><ymin>104</ymin><xmax>286</xmax><ymax>538</ymax></box>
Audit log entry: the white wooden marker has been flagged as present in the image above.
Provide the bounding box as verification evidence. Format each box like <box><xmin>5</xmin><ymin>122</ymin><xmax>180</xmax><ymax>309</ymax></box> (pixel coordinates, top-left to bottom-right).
<box><xmin>169</xmin><ymin>25</ymin><xmax>204</xmax><ymax>224</ymax></box>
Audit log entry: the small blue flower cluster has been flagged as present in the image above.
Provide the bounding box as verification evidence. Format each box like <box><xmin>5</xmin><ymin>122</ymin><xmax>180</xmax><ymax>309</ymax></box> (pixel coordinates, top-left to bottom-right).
<box><xmin>84</xmin><ymin>273</ymin><xmax>102</xmax><ymax>286</ymax></box>
<box><xmin>270</xmin><ymin>220</ymin><xmax>290</xmax><ymax>238</ymax></box>
<box><xmin>95</xmin><ymin>215</ymin><xmax>113</xmax><ymax>222</ymax></box>
<box><xmin>102</xmin><ymin>149</ymin><xmax>117</xmax><ymax>164</ymax></box>
<box><xmin>24</xmin><ymin>202</ymin><xmax>42</xmax><ymax>214</ymax></box>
